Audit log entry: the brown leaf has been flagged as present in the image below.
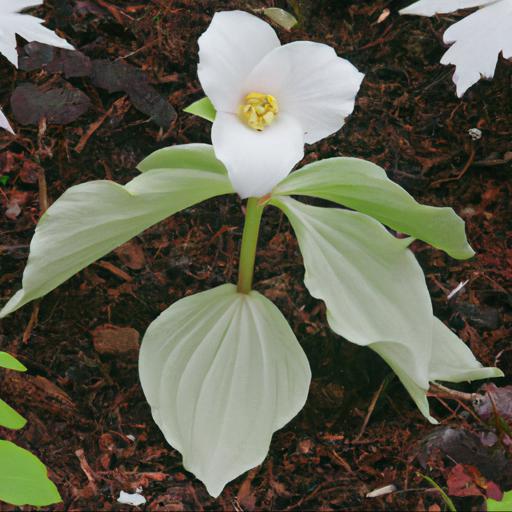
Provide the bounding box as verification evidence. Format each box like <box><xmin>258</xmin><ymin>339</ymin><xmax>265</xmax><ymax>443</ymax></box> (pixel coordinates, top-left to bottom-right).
<box><xmin>91</xmin><ymin>60</ymin><xmax>176</xmax><ymax>128</ymax></box>
<box><xmin>11</xmin><ymin>83</ymin><xmax>91</xmax><ymax>126</ymax></box>
<box><xmin>19</xmin><ymin>42</ymin><xmax>92</xmax><ymax>77</ymax></box>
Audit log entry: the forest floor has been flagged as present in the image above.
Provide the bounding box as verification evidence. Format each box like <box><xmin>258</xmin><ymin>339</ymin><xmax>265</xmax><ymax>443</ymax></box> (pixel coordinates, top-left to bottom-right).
<box><xmin>0</xmin><ymin>0</ymin><xmax>511</xmax><ymax>510</ymax></box>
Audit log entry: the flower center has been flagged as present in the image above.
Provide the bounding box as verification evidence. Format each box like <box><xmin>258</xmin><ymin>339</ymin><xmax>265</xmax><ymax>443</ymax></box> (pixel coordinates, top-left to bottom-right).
<box><xmin>240</xmin><ymin>92</ymin><xmax>279</xmax><ymax>131</ymax></box>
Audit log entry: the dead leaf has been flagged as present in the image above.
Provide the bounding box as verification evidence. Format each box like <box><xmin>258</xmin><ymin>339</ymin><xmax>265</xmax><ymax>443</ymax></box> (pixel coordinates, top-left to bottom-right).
<box><xmin>475</xmin><ymin>384</ymin><xmax>512</xmax><ymax>422</ymax></box>
<box><xmin>91</xmin><ymin>60</ymin><xmax>176</xmax><ymax>128</ymax></box>
<box><xmin>418</xmin><ymin>427</ymin><xmax>508</xmax><ymax>483</ymax></box>
<box><xmin>11</xmin><ymin>83</ymin><xmax>90</xmax><ymax>126</ymax></box>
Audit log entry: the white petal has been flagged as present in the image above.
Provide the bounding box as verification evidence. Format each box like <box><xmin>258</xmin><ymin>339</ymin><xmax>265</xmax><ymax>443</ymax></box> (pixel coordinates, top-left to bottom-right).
<box><xmin>440</xmin><ymin>0</ymin><xmax>512</xmax><ymax>96</ymax></box>
<box><xmin>0</xmin><ymin>108</ymin><xmax>14</xmax><ymax>134</ymax></box>
<box><xmin>0</xmin><ymin>1</ymin><xmax>44</xmax><ymax>10</ymax></box>
<box><xmin>246</xmin><ymin>41</ymin><xmax>364</xmax><ymax>144</ymax></box>
<box><xmin>198</xmin><ymin>11</ymin><xmax>280</xmax><ymax>113</ymax></box>
<box><xmin>0</xmin><ymin>28</ymin><xmax>18</xmax><ymax>67</ymax></box>
<box><xmin>212</xmin><ymin>112</ymin><xmax>304</xmax><ymax>198</ymax></box>
<box><xmin>399</xmin><ymin>0</ymin><xmax>499</xmax><ymax>16</ymax></box>
<box><xmin>0</xmin><ymin>0</ymin><xmax>74</xmax><ymax>68</ymax></box>
<box><xmin>11</xmin><ymin>16</ymin><xmax>74</xmax><ymax>50</ymax></box>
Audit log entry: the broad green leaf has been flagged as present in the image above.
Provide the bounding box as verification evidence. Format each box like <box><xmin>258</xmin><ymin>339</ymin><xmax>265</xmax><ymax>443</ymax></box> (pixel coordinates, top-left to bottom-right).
<box><xmin>271</xmin><ymin>196</ymin><xmax>432</xmax><ymax>352</ymax></box>
<box><xmin>183</xmin><ymin>97</ymin><xmax>216</xmax><ymax>122</ymax></box>
<box><xmin>273</xmin><ymin>157</ymin><xmax>474</xmax><ymax>259</ymax></box>
<box><xmin>488</xmin><ymin>491</ymin><xmax>512</xmax><ymax>512</ymax></box>
<box><xmin>429</xmin><ymin>317</ymin><xmax>502</xmax><ymax>384</ymax></box>
<box><xmin>262</xmin><ymin>8</ymin><xmax>298</xmax><ymax>30</ymax></box>
<box><xmin>0</xmin><ymin>398</ymin><xmax>26</xmax><ymax>430</ymax></box>
<box><xmin>137</xmin><ymin>143</ymin><xmax>224</xmax><ymax>174</ymax></box>
<box><xmin>0</xmin><ymin>145</ymin><xmax>234</xmax><ymax>318</ymax></box>
<box><xmin>0</xmin><ymin>352</ymin><xmax>27</xmax><ymax>371</ymax></box>
<box><xmin>373</xmin><ymin>318</ymin><xmax>503</xmax><ymax>422</ymax></box>
<box><xmin>0</xmin><ymin>440</ymin><xmax>61</xmax><ymax>506</ymax></box>
<box><xmin>139</xmin><ymin>284</ymin><xmax>311</xmax><ymax>497</ymax></box>
<box><xmin>272</xmin><ymin>197</ymin><xmax>500</xmax><ymax>422</ymax></box>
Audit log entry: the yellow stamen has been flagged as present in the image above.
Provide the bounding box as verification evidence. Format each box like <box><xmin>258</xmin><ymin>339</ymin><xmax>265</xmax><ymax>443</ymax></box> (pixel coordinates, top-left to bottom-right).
<box><xmin>240</xmin><ymin>92</ymin><xmax>279</xmax><ymax>131</ymax></box>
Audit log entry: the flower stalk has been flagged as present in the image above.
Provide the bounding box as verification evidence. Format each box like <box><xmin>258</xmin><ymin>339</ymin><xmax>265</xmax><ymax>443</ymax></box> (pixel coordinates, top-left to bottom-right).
<box><xmin>237</xmin><ymin>197</ymin><xmax>264</xmax><ymax>294</ymax></box>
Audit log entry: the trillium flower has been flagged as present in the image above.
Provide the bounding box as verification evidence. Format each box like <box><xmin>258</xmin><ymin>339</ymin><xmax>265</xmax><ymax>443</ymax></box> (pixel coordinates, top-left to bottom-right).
<box><xmin>0</xmin><ymin>0</ymin><xmax>74</xmax><ymax>68</ymax></box>
<box><xmin>0</xmin><ymin>107</ymin><xmax>14</xmax><ymax>134</ymax></box>
<box><xmin>197</xmin><ymin>10</ymin><xmax>364</xmax><ymax>198</ymax></box>
<box><xmin>400</xmin><ymin>0</ymin><xmax>512</xmax><ymax>97</ymax></box>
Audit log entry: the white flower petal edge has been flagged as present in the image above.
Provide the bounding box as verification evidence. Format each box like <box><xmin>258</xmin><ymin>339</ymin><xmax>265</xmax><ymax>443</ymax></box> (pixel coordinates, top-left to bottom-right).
<box><xmin>400</xmin><ymin>0</ymin><xmax>512</xmax><ymax>96</ymax></box>
<box><xmin>139</xmin><ymin>284</ymin><xmax>311</xmax><ymax>497</ymax></box>
<box><xmin>441</xmin><ymin>1</ymin><xmax>512</xmax><ymax>97</ymax></box>
<box><xmin>198</xmin><ymin>10</ymin><xmax>280</xmax><ymax>113</ymax></box>
<box><xmin>399</xmin><ymin>0</ymin><xmax>499</xmax><ymax>16</ymax></box>
<box><xmin>0</xmin><ymin>107</ymin><xmax>14</xmax><ymax>134</ymax></box>
<box><xmin>212</xmin><ymin>112</ymin><xmax>304</xmax><ymax>198</ymax></box>
<box><xmin>246</xmin><ymin>41</ymin><xmax>365</xmax><ymax>144</ymax></box>
<box><xmin>0</xmin><ymin>0</ymin><xmax>74</xmax><ymax>68</ymax></box>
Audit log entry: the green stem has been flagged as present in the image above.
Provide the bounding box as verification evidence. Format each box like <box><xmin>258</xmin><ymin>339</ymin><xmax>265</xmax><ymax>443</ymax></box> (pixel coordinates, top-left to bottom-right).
<box><xmin>237</xmin><ymin>197</ymin><xmax>264</xmax><ymax>294</ymax></box>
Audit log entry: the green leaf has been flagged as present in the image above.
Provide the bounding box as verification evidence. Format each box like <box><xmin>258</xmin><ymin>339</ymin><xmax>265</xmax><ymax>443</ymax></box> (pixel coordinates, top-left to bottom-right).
<box><xmin>183</xmin><ymin>97</ymin><xmax>216</xmax><ymax>122</ymax></box>
<box><xmin>262</xmin><ymin>8</ymin><xmax>298</xmax><ymax>30</ymax></box>
<box><xmin>0</xmin><ymin>352</ymin><xmax>27</xmax><ymax>371</ymax></box>
<box><xmin>0</xmin><ymin>440</ymin><xmax>61</xmax><ymax>506</ymax></box>
<box><xmin>488</xmin><ymin>491</ymin><xmax>512</xmax><ymax>512</ymax></box>
<box><xmin>418</xmin><ymin>473</ymin><xmax>457</xmax><ymax>512</ymax></box>
<box><xmin>139</xmin><ymin>283</ymin><xmax>311</xmax><ymax>497</ymax></box>
<box><xmin>273</xmin><ymin>157</ymin><xmax>474</xmax><ymax>259</ymax></box>
<box><xmin>0</xmin><ymin>398</ymin><xmax>26</xmax><ymax>430</ymax></box>
<box><xmin>137</xmin><ymin>143</ymin><xmax>225</xmax><ymax>174</ymax></box>
<box><xmin>374</xmin><ymin>317</ymin><xmax>503</xmax><ymax>422</ymax></box>
<box><xmin>0</xmin><ymin>144</ymin><xmax>233</xmax><ymax>318</ymax></box>
<box><xmin>271</xmin><ymin>196</ymin><xmax>501</xmax><ymax>422</ymax></box>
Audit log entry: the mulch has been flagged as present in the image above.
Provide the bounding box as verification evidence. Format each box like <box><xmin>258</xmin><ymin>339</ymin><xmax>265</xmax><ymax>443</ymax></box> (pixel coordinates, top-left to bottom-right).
<box><xmin>0</xmin><ymin>1</ymin><xmax>511</xmax><ymax>510</ymax></box>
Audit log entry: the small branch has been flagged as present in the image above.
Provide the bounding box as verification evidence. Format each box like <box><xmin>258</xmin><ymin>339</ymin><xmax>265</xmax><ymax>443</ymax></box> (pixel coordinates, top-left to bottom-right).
<box><xmin>354</xmin><ymin>376</ymin><xmax>389</xmax><ymax>441</ymax></box>
<box><xmin>428</xmin><ymin>382</ymin><xmax>482</xmax><ymax>403</ymax></box>
<box><xmin>22</xmin><ymin>302</ymin><xmax>40</xmax><ymax>343</ymax></box>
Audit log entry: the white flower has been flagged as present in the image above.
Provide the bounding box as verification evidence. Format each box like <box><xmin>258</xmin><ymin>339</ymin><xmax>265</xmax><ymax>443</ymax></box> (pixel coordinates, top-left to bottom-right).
<box><xmin>0</xmin><ymin>0</ymin><xmax>74</xmax><ymax>68</ymax></box>
<box><xmin>400</xmin><ymin>0</ymin><xmax>512</xmax><ymax>97</ymax></box>
<box><xmin>197</xmin><ymin>11</ymin><xmax>364</xmax><ymax>198</ymax></box>
<box><xmin>0</xmin><ymin>107</ymin><xmax>14</xmax><ymax>134</ymax></box>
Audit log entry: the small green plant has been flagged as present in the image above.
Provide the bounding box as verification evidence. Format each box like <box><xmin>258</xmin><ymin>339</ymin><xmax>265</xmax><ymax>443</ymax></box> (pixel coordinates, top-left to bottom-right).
<box><xmin>0</xmin><ymin>352</ymin><xmax>61</xmax><ymax>506</ymax></box>
<box><xmin>419</xmin><ymin>473</ymin><xmax>457</xmax><ymax>512</ymax></box>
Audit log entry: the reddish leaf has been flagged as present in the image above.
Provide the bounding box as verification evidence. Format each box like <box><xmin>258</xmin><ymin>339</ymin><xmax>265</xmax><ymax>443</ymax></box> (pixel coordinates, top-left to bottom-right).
<box><xmin>447</xmin><ymin>465</ymin><xmax>482</xmax><ymax>497</ymax></box>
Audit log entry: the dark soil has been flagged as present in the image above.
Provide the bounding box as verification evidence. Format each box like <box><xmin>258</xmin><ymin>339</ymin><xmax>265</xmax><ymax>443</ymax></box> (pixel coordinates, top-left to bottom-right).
<box><xmin>1</xmin><ymin>1</ymin><xmax>511</xmax><ymax>510</ymax></box>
